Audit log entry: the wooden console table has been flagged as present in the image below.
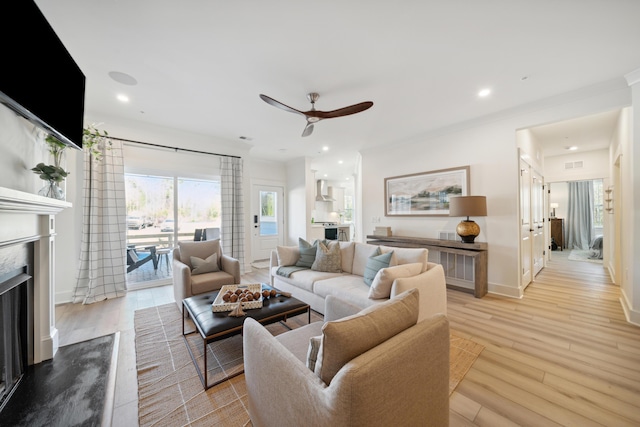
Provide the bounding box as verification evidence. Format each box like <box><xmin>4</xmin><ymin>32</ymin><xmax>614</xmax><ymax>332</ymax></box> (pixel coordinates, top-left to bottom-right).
<box><xmin>366</xmin><ymin>235</ymin><xmax>488</xmax><ymax>298</ymax></box>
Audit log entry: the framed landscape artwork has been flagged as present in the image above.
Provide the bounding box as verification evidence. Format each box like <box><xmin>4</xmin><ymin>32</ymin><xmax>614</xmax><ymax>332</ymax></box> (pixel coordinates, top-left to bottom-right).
<box><xmin>384</xmin><ymin>166</ymin><xmax>470</xmax><ymax>216</ymax></box>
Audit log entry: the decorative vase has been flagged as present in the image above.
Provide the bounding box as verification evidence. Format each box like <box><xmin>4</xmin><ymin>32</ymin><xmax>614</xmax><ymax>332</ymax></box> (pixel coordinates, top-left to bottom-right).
<box><xmin>38</xmin><ymin>180</ymin><xmax>65</xmax><ymax>200</ymax></box>
<box><xmin>52</xmin><ymin>149</ymin><xmax>66</xmax><ymax>200</ymax></box>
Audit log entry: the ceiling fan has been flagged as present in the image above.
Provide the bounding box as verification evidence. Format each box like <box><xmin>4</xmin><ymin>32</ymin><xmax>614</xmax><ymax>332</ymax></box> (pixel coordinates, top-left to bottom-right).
<box><xmin>259</xmin><ymin>92</ymin><xmax>373</xmax><ymax>137</ymax></box>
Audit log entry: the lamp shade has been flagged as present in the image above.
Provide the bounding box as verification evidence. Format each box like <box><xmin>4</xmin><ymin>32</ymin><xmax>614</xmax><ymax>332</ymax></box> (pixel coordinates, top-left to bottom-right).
<box><xmin>550</xmin><ymin>203</ymin><xmax>559</xmax><ymax>209</ymax></box>
<box><xmin>449</xmin><ymin>196</ymin><xmax>487</xmax><ymax>217</ymax></box>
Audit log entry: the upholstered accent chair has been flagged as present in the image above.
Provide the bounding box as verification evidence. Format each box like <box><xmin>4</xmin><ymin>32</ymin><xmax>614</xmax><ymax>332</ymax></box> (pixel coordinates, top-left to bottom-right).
<box><xmin>172</xmin><ymin>240</ymin><xmax>240</xmax><ymax>312</ymax></box>
<box><xmin>243</xmin><ymin>289</ymin><xmax>450</xmax><ymax>427</ymax></box>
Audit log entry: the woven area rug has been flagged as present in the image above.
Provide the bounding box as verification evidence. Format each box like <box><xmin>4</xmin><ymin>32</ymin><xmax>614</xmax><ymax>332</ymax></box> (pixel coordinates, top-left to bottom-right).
<box><xmin>135</xmin><ymin>303</ymin><xmax>483</xmax><ymax>426</ymax></box>
<box><xmin>568</xmin><ymin>249</ymin><xmax>602</xmax><ymax>263</ymax></box>
<box><xmin>250</xmin><ymin>260</ymin><xmax>270</xmax><ymax>269</ymax></box>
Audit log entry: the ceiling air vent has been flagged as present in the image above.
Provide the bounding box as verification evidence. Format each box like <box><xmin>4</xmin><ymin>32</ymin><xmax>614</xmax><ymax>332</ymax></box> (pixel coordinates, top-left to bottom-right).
<box><xmin>564</xmin><ymin>161</ymin><xmax>584</xmax><ymax>170</ymax></box>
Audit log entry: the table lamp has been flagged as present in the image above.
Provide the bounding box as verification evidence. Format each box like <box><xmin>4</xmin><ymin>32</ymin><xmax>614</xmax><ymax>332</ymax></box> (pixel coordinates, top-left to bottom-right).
<box><xmin>550</xmin><ymin>203</ymin><xmax>558</xmax><ymax>218</ymax></box>
<box><xmin>449</xmin><ymin>196</ymin><xmax>487</xmax><ymax>243</ymax></box>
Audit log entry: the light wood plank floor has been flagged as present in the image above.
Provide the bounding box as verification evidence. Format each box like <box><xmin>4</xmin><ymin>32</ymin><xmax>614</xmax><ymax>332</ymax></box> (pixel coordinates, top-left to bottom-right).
<box><xmin>55</xmin><ymin>253</ymin><xmax>640</xmax><ymax>426</ymax></box>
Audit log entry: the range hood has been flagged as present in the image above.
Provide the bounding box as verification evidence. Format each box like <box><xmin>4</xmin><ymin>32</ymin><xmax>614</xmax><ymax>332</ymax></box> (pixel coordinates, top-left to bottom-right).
<box><xmin>316</xmin><ymin>180</ymin><xmax>335</xmax><ymax>202</ymax></box>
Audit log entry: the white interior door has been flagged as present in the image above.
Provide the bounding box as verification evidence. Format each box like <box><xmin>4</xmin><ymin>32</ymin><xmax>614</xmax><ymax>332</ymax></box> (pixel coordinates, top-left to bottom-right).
<box><xmin>532</xmin><ymin>170</ymin><xmax>545</xmax><ymax>276</ymax></box>
<box><xmin>251</xmin><ymin>184</ymin><xmax>284</xmax><ymax>261</ymax></box>
<box><xmin>520</xmin><ymin>159</ymin><xmax>532</xmax><ymax>286</ymax></box>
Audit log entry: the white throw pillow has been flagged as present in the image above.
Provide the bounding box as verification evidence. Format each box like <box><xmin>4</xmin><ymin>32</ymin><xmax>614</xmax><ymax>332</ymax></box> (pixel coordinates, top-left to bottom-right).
<box><xmin>276</xmin><ymin>246</ymin><xmax>300</xmax><ymax>266</ymax></box>
<box><xmin>190</xmin><ymin>253</ymin><xmax>219</xmax><ymax>275</ymax></box>
<box><xmin>368</xmin><ymin>262</ymin><xmax>422</xmax><ymax>299</ymax></box>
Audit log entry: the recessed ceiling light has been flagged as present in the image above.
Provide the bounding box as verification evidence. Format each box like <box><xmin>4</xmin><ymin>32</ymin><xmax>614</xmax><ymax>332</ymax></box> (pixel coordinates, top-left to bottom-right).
<box><xmin>239</xmin><ymin>136</ymin><xmax>253</xmax><ymax>141</ymax></box>
<box><xmin>478</xmin><ymin>88</ymin><xmax>491</xmax><ymax>97</ymax></box>
<box><xmin>324</xmin><ymin>174</ymin><xmax>328</xmax><ymax>177</ymax></box>
<box><xmin>116</xmin><ymin>94</ymin><xmax>129</xmax><ymax>103</ymax></box>
<box><xmin>322</xmin><ymin>146</ymin><xmax>329</xmax><ymax>151</ymax></box>
<box><xmin>566</xmin><ymin>146</ymin><xmax>578</xmax><ymax>151</ymax></box>
<box><xmin>338</xmin><ymin>160</ymin><xmax>343</xmax><ymax>164</ymax></box>
<box><xmin>345</xmin><ymin>177</ymin><xmax>350</xmax><ymax>181</ymax></box>
<box><xmin>108</xmin><ymin>71</ymin><xmax>138</xmax><ymax>86</ymax></box>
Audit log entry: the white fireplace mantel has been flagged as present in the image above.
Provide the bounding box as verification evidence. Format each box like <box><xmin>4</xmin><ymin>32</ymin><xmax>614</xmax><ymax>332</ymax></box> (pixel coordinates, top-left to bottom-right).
<box><xmin>0</xmin><ymin>186</ymin><xmax>71</xmax><ymax>363</ymax></box>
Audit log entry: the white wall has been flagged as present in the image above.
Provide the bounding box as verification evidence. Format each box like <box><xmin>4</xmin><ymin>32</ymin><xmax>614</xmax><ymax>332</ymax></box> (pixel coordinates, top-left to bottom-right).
<box><xmin>545</xmin><ymin>149</ymin><xmax>610</xmax><ymax>183</ymax></box>
<box><xmin>0</xmin><ymin>105</ymin><xmax>83</xmax><ymax>303</ymax></box>
<box><xmin>285</xmin><ymin>158</ymin><xmax>310</xmax><ymax>246</ymax></box>
<box><xmin>617</xmin><ymin>70</ymin><xmax>640</xmax><ymax>325</ymax></box>
<box><xmin>360</xmin><ymin>81</ymin><xmax>631</xmax><ymax>298</ymax></box>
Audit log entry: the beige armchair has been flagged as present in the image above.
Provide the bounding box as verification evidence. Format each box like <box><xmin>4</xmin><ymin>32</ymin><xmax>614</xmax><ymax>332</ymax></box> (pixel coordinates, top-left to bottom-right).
<box><xmin>243</xmin><ymin>289</ymin><xmax>450</xmax><ymax>427</ymax></box>
<box><xmin>172</xmin><ymin>240</ymin><xmax>240</xmax><ymax>311</ymax></box>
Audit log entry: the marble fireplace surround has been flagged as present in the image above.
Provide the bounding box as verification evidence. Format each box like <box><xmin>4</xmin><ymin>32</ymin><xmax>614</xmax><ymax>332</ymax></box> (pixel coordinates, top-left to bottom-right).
<box><xmin>0</xmin><ymin>186</ymin><xmax>70</xmax><ymax>363</ymax></box>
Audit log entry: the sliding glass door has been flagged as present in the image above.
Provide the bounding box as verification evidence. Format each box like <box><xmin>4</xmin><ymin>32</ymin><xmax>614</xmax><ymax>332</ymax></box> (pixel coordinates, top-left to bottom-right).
<box><xmin>125</xmin><ymin>173</ymin><xmax>220</xmax><ymax>288</ymax></box>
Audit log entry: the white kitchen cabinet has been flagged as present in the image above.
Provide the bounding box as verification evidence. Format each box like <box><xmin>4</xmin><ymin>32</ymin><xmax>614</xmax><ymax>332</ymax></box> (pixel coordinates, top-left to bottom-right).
<box><xmin>330</xmin><ymin>187</ymin><xmax>345</xmax><ymax>212</ymax></box>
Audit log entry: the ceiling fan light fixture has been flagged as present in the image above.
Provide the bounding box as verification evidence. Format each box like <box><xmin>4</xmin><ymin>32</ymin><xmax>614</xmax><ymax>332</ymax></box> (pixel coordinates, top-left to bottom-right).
<box><xmin>259</xmin><ymin>92</ymin><xmax>373</xmax><ymax>137</ymax></box>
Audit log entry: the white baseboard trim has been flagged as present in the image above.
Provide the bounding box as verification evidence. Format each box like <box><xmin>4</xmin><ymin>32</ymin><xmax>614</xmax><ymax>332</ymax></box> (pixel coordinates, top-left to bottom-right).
<box><xmin>619</xmin><ymin>291</ymin><xmax>640</xmax><ymax>327</ymax></box>
<box><xmin>487</xmin><ymin>282</ymin><xmax>522</xmax><ymax>299</ymax></box>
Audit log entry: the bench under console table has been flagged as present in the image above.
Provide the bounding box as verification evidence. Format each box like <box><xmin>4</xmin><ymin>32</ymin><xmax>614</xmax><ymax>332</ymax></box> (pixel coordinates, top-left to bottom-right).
<box><xmin>366</xmin><ymin>235</ymin><xmax>488</xmax><ymax>298</ymax></box>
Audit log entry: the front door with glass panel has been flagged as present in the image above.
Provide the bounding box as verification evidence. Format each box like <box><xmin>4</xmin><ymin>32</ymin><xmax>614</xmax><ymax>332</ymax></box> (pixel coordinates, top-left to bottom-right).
<box><xmin>251</xmin><ymin>184</ymin><xmax>284</xmax><ymax>261</ymax></box>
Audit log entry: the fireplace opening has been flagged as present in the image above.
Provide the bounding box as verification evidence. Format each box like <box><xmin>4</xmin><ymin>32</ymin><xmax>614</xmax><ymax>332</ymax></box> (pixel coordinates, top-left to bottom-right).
<box><xmin>0</xmin><ymin>265</ymin><xmax>33</xmax><ymax>412</ymax></box>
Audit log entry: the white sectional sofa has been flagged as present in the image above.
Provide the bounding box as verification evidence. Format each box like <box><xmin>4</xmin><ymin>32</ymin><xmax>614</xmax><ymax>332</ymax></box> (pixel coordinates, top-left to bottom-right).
<box><xmin>269</xmin><ymin>240</ymin><xmax>447</xmax><ymax>322</ymax></box>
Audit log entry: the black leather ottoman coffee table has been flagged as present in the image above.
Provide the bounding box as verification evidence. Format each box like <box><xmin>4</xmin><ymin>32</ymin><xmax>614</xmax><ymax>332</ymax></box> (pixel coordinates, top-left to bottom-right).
<box><xmin>182</xmin><ymin>283</ymin><xmax>310</xmax><ymax>390</ymax></box>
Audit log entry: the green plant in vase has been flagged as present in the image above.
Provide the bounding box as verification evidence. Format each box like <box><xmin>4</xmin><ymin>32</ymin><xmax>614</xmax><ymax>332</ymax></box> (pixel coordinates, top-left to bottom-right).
<box><xmin>32</xmin><ymin>135</ymin><xmax>70</xmax><ymax>200</ymax></box>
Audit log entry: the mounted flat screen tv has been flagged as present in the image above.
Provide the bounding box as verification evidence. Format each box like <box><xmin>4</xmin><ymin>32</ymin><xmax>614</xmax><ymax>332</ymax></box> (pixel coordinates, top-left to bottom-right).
<box><xmin>0</xmin><ymin>0</ymin><xmax>85</xmax><ymax>150</ymax></box>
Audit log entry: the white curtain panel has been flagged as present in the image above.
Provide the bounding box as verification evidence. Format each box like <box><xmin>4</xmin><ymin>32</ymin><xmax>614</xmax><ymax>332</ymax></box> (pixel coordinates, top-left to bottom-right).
<box><xmin>220</xmin><ymin>156</ymin><xmax>245</xmax><ymax>273</ymax></box>
<box><xmin>566</xmin><ymin>180</ymin><xmax>594</xmax><ymax>250</ymax></box>
<box><xmin>73</xmin><ymin>139</ymin><xmax>127</xmax><ymax>304</ymax></box>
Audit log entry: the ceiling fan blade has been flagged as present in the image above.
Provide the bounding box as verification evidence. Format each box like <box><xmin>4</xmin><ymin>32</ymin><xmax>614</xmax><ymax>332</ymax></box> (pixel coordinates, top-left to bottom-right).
<box><xmin>311</xmin><ymin>101</ymin><xmax>374</xmax><ymax>119</ymax></box>
<box><xmin>259</xmin><ymin>94</ymin><xmax>305</xmax><ymax>116</ymax></box>
<box><xmin>301</xmin><ymin>122</ymin><xmax>314</xmax><ymax>137</ymax></box>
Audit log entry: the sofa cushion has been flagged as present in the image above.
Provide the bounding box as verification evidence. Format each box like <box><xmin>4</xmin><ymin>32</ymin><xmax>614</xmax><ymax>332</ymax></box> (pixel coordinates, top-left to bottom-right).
<box><xmin>274</xmin><ymin>321</ymin><xmax>324</xmax><ymax>363</ymax></box>
<box><xmin>276</xmin><ymin>245</ymin><xmax>299</xmax><ymax>266</ymax></box>
<box><xmin>190</xmin><ymin>270</ymin><xmax>235</xmax><ymax>294</ymax></box>
<box><xmin>314</xmin><ymin>275</ymin><xmax>378</xmax><ymax>309</ymax></box>
<box><xmin>190</xmin><ymin>253</ymin><xmax>219</xmax><ymax>275</ymax></box>
<box><xmin>339</xmin><ymin>242</ymin><xmax>355</xmax><ymax>274</ymax></box>
<box><xmin>369</xmin><ymin>262</ymin><xmax>422</xmax><ymax>299</ymax></box>
<box><xmin>312</xmin><ymin>241</ymin><xmax>342</xmax><ymax>273</ymax></box>
<box><xmin>178</xmin><ymin>240</ymin><xmax>221</xmax><ymax>269</ymax></box>
<box><xmin>381</xmin><ymin>246</ymin><xmax>429</xmax><ymax>272</ymax></box>
<box><xmin>352</xmin><ymin>243</ymin><xmax>382</xmax><ymax>276</ymax></box>
<box><xmin>363</xmin><ymin>248</ymin><xmax>393</xmax><ymax>286</ymax></box>
<box><xmin>314</xmin><ymin>288</ymin><xmax>419</xmax><ymax>384</ymax></box>
<box><xmin>296</xmin><ymin>238</ymin><xmax>318</xmax><ymax>268</ymax></box>
<box><xmin>275</xmin><ymin>269</ymin><xmax>345</xmax><ymax>293</ymax></box>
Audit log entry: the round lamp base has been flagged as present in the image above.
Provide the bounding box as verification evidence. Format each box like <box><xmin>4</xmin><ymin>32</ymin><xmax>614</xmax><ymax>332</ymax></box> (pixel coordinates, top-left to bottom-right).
<box><xmin>456</xmin><ymin>220</ymin><xmax>480</xmax><ymax>244</ymax></box>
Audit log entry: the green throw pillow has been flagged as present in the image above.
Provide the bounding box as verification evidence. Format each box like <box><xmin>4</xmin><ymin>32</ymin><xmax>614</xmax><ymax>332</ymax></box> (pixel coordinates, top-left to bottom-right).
<box><xmin>363</xmin><ymin>248</ymin><xmax>393</xmax><ymax>286</ymax></box>
<box><xmin>295</xmin><ymin>238</ymin><xmax>318</xmax><ymax>268</ymax></box>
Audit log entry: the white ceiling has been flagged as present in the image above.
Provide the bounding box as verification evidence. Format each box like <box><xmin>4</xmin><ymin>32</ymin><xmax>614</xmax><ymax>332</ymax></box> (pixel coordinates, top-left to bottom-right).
<box><xmin>529</xmin><ymin>109</ymin><xmax>621</xmax><ymax>158</ymax></box>
<box><xmin>34</xmin><ymin>1</ymin><xmax>640</xmax><ymax>181</ymax></box>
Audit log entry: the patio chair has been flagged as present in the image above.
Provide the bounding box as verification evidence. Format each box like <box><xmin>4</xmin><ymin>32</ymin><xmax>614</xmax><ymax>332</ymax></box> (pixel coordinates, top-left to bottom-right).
<box><xmin>203</xmin><ymin>227</ymin><xmax>220</xmax><ymax>241</ymax></box>
<box><xmin>127</xmin><ymin>246</ymin><xmax>158</xmax><ymax>273</ymax></box>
